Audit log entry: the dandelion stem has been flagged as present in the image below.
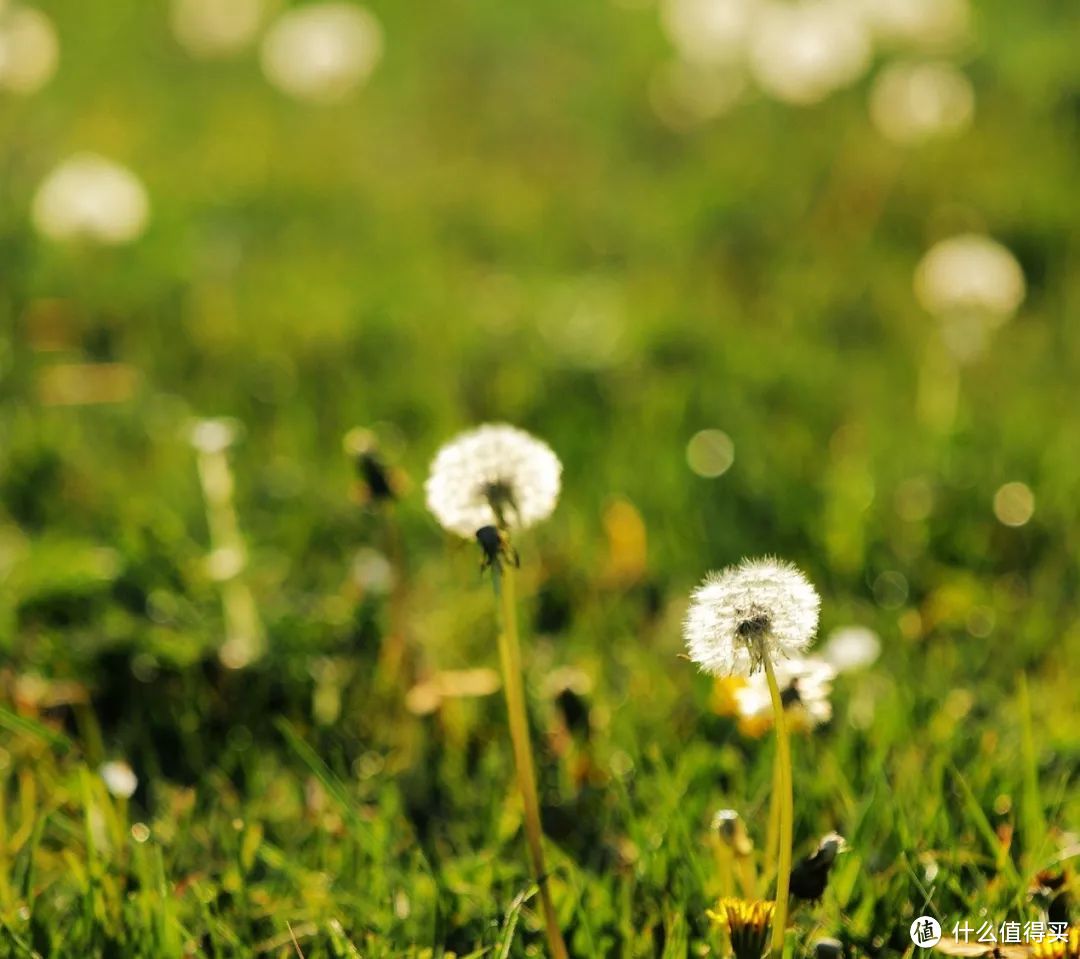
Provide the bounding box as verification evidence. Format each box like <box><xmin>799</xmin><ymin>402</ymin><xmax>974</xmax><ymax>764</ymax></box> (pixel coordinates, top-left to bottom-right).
<box><xmin>764</xmin><ymin>756</ymin><xmax>781</xmax><ymax>893</ymax></box>
<box><xmin>375</xmin><ymin>502</ymin><xmax>410</xmax><ymax>691</ymax></box>
<box><xmin>763</xmin><ymin>656</ymin><xmax>793</xmax><ymax>959</ymax></box>
<box><xmin>491</xmin><ymin>562</ymin><xmax>568</xmax><ymax>959</ymax></box>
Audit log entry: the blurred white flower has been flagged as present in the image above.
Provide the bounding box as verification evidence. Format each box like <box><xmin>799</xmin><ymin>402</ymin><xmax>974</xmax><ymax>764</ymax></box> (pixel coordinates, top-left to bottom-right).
<box><xmin>425</xmin><ymin>424</ymin><xmax>562</xmax><ymax>538</ymax></box>
<box><xmin>171</xmin><ymin>0</ymin><xmax>264</xmax><ymax>59</ymax></box>
<box><xmin>869</xmin><ymin>60</ymin><xmax>974</xmax><ymax>144</ymax></box>
<box><xmin>820</xmin><ymin>625</ymin><xmax>880</xmax><ymax>672</ymax></box>
<box><xmin>914</xmin><ymin>234</ymin><xmax>1025</xmax><ymax>327</ymax></box>
<box><xmin>650</xmin><ymin>59</ymin><xmax>747</xmax><ymax>129</ymax></box>
<box><xmin>856</xmin><ymin>0</ymin><xmax>970</xmax><ymax>51</ymax></box>
<box><xmin>188</xmin><ymin>417</ymin><xmax>239</xmax><ymax>454</ymax></box>
<box><xmin>734</xmin><ymin>655</ymin><xmax>835</xmax><ymax>730</ymax></box>
<box><xmin>351</xmin><ymin>547</ymin><xmax>395</xmax><ymax>595</ymax></box>
<box><xmin>32</xmin><ymin>154</ymin><xmax>150</xmax><ymax>245</ymax></box>
<box><xmin>204</xmin><ymin>545</ymin><xmax>245</xmax><ymax>581</ymax></box>
<box><xmin>100</xmin><ymin>760</ymin><xmax>138</xmax><ymax>799</ymax></box>
<box><xmin>260</xmin><ymin>3</ymin><xmax>382</xmax><ymax>103</ymax></box>
<box><xmin>659</xmin><ymin>0</ymin><xmax>758</xmax><ymax>66</ymax></box>
<box><xmin>0</xmin><ymin>5</ymin><xmax>58</xmax><ymax>95</ymax></box>
<box><xmin>748</xmin><ymin>0</ymin><xmax>871</xmax><ymax>105</ymax></box>
<box><xmin>684</xmin><ymin>557</ymin><xmax>821</xmax><ymax>677</ymax></box>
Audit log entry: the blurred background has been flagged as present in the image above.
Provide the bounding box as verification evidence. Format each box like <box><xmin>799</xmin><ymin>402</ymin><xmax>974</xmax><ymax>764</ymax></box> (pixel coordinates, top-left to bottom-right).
<box><xmin>1</xmin><ymin>0</ymin><xmax>1078</xmax><ymax>954</ymax></box>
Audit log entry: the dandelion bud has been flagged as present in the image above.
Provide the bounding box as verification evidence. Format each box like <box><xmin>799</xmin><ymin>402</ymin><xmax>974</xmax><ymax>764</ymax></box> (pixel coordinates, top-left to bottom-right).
<box><xmin>344</xmin><ymin>428</ymin><xmax>396</xmax><ymax>503</ymax></box>
<box><xmin>790</xmin><ymin>832</ymin><xmax>847</xmax><ymax>902</ymax></box>
<box><xmin>813</xmin><ymin>938</ymin><xmax>845</xmax><ymax>959</ymax></box>
<box><xmin>713</xmin><ymin>808</ymin><xmax>754</xmax><ymax>856</ymax></box>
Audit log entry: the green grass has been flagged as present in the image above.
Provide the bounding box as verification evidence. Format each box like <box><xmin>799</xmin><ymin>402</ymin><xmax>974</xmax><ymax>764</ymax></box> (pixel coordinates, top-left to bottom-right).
<box><xmin>1</xmin><ymin>0</ymin><xmax>1079</xmax><ymax>955</ymax></box>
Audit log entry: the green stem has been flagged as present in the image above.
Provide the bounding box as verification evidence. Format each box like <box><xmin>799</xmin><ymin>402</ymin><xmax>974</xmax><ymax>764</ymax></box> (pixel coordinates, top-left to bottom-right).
<box><xmin>492</xmin><ymin>562</ymin><xmax>569</xmax><ymax>959</ymax></box>
<box><xmin>763</xmin><ymin>754</ymin><xmax>781</xmax><ymax>895</ymax></box>
<box><xmin>763</xmin><ymin>657</ymin><xmax>793</xmax><ymax>959</ymax></box>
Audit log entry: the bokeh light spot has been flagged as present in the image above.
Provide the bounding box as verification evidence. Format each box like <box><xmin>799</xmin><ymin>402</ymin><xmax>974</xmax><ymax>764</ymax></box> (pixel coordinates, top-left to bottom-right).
<box><xmin>686</xmin><ymin>429</ymin><xmax>735</xmax><ymax>478</ymax></box>
<box><xmin>993</xmin><ymin>482</ymin><xmax>1034</xmax><ymax>527</ymax></box>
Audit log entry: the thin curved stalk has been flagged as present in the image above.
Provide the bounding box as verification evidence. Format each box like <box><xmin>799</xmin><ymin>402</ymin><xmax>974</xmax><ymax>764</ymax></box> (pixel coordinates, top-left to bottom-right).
<box><xmin>763</xmin><ymin>657</ymin><xmax>793</xmax><ymax>959</ymax></box>
<box><xmin>492</xmin><ymin>563</ymin><xmax>569</xmax><ymax>959</ymax></box>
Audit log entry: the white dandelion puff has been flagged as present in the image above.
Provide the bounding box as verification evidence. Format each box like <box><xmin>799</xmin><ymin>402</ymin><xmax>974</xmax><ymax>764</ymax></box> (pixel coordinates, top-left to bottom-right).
<box><xmin>99</xmin><ymin>760</ymin><xmax>138</xmax><ymax>799</ymax></box>
<box><xmin>425</xmin><ymin>424</ymin><xmax>562</xmax><ymax>538</ymax></box>
<box><xmin>170</xmin><ymin>0</ymin><xmax>264</xmax><ymax>59</ymax></box>
<box><xmin>684</xmin><ymin>557</ymin><xmax>821</xmax><ymax>676</ymax></box>
<box><xmin>659</xmin><ymin>0</ymin><xmax>759</xmax><ymax>67</ymax></box>
<box><xmin>820</xmin><ymin>625</ymin><xmax>881</xmax><ymax>672</ymax></box>
<box><xmin>855</xmin><ymin>0</ymin><xmax>971</xmax><ymax>51</ymax></box>
<box><xmin>734</xmin><ymin>655</ymin><xmax>835</xmax><ymax>730</ymax></box>
<box><xmin>914</xmin><ymin>233</ymin><xmax>1025</xmax><ymax>324</ymax></box>
<box><xmin>869</xmin><ymin>60</ymin><xmax>974</xmax><ymax>145</ymax></box>
<box><xmin>32</xmin><ymin>153</ymin><xmax>150</xmax><ymax>245</ymax></box>
<box><xmin>748</xmin><ymin>0</ymin><xmax>872</xmax><ymax>106</ymax></box>
<box><xmin>0</xmin><ymin>5</ymin><xmax>59</xmax><ymax>95</ymax></box>
<box><xmin>188</xmin><ymin>417</ymin><xmax>239</xmax><ymax>455</ymax></box>
<box><xmin>260</xmin><ymin>2</ymin><xmax>382</xmax><ymax>104</ymax></box>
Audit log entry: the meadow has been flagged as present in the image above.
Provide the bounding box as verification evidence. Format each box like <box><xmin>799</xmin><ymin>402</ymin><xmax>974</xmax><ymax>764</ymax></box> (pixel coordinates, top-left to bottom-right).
<box><xmin>0</xmin><ymin>0</ymin><xmax>1078</xmax><ymax>956</ymax></box>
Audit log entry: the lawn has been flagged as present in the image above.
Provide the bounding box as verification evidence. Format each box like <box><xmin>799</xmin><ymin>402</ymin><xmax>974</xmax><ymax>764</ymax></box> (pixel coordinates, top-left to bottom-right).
<box><xmin>0</xmin><ymin>0</ymin><xmax>1078</xmax><ymax>956</ymax></box>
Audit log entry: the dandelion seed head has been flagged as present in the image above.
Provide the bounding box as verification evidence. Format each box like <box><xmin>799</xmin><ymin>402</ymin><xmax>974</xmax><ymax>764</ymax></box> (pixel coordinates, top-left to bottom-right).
<box><xmin>188</xmin><ymin>417</ymin><xmax>239</xmax><ymax>454</ymax></box>
<box><xmin>914</xmin><ymin>233</ymin><xmax>1025</xmax><ymax>325</ymax></box>
<box><xmin>425</xmin><ymin>424</ymin><xmax>562</xmax><ymax>538</ymax></box>
<box><xmin>821</xmin><ymin>625</ymin><xmax>881</xmax><ymax>672</ymax></box>
<box><xmin>171</xmin><ymin>0</ymin><xmax>264</xmax><ymax>59</ymax></box>
<box><xmin>260</xmin><ymin>3</ymin><xmax>382</xmax><ymax>104</ymax></box>
<box><xmin>0</xmin><ymin>6</ymin><xmax>59</xmax><ymax>95</ymax></box>
<box><xmin>856</xmin><ymin>0</ymin><xmax>971</xmax><ymax>51</ymax></box>
<box><xmin>684</xmin><ymin>557</ymin><xmax>820</xmax><ymax>677</ymax></box>
<box><xmin>869</xmin><ymin>60</ymin><xmax>974</xmax><ymax>145</ymax></box>
<box><xmin>100</xmin><ymin>760</ymin><xmax>138</xmax><ymax>799</ymax></box>
<box><xmin>32</xmin><ymin>154</ymin><xmax>150</xmax><ymax>245</ymax></box>
<box><xmin>659</xmin><ymin>0</ymin><xmax>758</xmax><ymax>66</ymax></box>
<box><xmin>748</xmin><ymin>0</ymin><xmax>872</xmax><ymax>106</ymax></box>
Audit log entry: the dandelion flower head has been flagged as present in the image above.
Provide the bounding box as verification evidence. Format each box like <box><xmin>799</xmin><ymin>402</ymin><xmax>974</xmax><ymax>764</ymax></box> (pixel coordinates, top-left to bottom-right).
<box><xmin>707</xmin><ymin>898</ymin><xmax>775</xmax><ymax>959</ymax></box>
<box><xmin>189</xmin><ymin>417</ymin><xmax>239</xmax><ymax>454</ymax></box>
<box><xmin>425</xmin><ymin>424</ymin><xmax>562</xmax><ymax>538</ymax></box>
<box><xmin>684</xmin><ymin>557</ymin><xmax>820</xmax><ymax>676</ymax></box>
<box><xmin>820</xmin><ymin>625</ymin><xmax>881</xmax><ymax>672</ymax></box>
<box><xmin>748</xmin><ymin>0</ymin><xmax>872</xmax><ymax>106</ymax></box>
<box><xmin>869</xmin><ymin>60</ymin><xmax>974</xmax><ymax>145</ymax></box>
<box><xmin>32</xmin><ymin>153</ymin><xmax>150</xmax><ymax>245</ymax></box>
<box><xmin>0</xmin><ymin>5</ymin><xmax>59</xmax><ymax>94</ymax></box>
<box><xmin>260</xmin><ymin>2</ymin><xmax>382</xmax><ymax>104</ymax></box>
<box><xmin>914</xmin><ymin>233</ymin><xmax>1025</xmax><ymax>325</ymax></box>
<box><xmin>99</xmin><ymin>760</ymin><xmax>138</xmax><ymax>799</ymax></box>
<box><xmin>171</xmin><ymin>0</ymin><xmax>264</xmax><ymax>59</ymax></box>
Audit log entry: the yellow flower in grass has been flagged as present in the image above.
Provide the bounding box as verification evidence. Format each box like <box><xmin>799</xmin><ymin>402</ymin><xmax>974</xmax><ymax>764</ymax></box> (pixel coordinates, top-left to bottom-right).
<box><xmin>1033</xmin><ymin>928</ymin><xmax>1079</xmax><ymax>959</ymax></box>
<box><xmin>711</xmin><ymin>675</ymin><xmax>747</xmax><ymax>716</ymax></box>
<box><xmin>707</xmin><ymin>898</ymin><xmax>775</xmax><ymax>959</ymax></box>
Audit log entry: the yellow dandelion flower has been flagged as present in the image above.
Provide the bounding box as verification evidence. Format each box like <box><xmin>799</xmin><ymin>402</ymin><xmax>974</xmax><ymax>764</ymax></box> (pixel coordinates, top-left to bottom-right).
<box><xmin>707</xmin><ymin>897</ymin><xmax>775</xmax><ymax>959</ymax></box>
<box><xmin>1032</xmin><ymin>928</ymin><xmax>1079</xmax><ymax>959</ymax></box>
